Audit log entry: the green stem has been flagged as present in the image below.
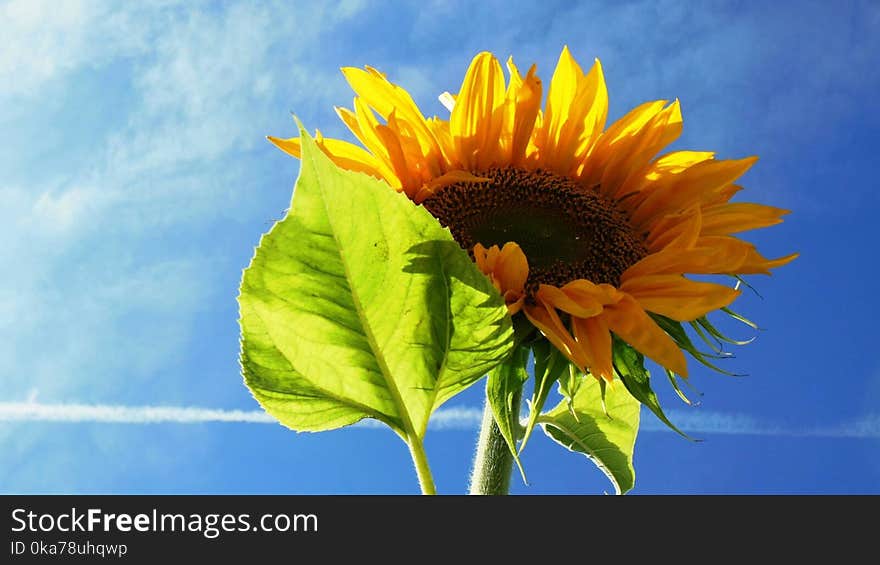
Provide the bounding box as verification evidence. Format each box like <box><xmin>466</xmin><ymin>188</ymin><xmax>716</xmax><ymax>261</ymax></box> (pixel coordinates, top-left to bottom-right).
<box><xmin>407</xmin><ymin>437</ymin><xmax>437</xmax><ymax>495</ymax></box>
<box><xmin>469</xmin><ymin>388</ymin><xmax>521</xmax><ymax>495</ymax></box>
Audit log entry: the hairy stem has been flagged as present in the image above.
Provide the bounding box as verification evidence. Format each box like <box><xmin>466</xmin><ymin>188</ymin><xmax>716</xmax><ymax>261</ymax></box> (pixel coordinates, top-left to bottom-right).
<box><xmin>468</xmin><ymin>387</ymin><xmax>521</xmax><ymax>495</ymax></box>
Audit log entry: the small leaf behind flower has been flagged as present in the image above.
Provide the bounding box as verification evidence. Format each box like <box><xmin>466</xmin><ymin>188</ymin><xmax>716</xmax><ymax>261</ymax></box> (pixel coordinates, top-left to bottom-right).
<box><xmin>539</xmin><ymin>378</ymin><xmax>640</xmax><ymax>494</ymax></box>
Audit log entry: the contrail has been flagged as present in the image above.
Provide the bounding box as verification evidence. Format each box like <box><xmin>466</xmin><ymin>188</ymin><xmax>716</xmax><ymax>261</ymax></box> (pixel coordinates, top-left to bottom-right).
<box><xmin>640</xmin><ymin>409</ymin><xmax>782</xmax><ymax>436</ymax></box>
<box><xmin>0</xmin><ymin>401</ymin><xmax>482</xmax><ymax>430</ymax></box>
<box><xmin>0</xmin><ymin>402</ymin><xmax>275</xmax><ymax>424</ymax></box>
<box><xmin>810</xmin><ymin>414</ymin><xmax>880</xmax><ymax>439</ymax></box>
<box><xmin>0</xmin><ymin>402</ymin><xmax>877</xmax><ymax>438</ymax></box>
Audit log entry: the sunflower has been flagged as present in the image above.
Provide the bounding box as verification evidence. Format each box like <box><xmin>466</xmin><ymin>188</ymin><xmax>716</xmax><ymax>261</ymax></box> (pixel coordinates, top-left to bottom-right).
<box><xmin>268</xmin><ymin>47</ymin><xmax>796</xmax><ymax>383</ymax></box>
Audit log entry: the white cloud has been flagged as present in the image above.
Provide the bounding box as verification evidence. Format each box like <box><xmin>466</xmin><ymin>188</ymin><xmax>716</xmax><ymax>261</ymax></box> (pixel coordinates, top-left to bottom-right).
<box><xmin>0</xmin><ymin>1</ymin><xmax>369</xmax><ymax>403</ymax></box>
<box><xmin>0</xmin><ymin>184</ymin><xmax>114</xmax><ymax>262</ymax></box>
<box><xmin>30</xmin><ymin>186</ymin><xmax>107</xmax><ymax>235</ymax></box>
<box><xmin>0</xmin><ymin>256</ymin><xmax>216</xmax><ymax>400</ymax></box>
<box><xmin>0</xmin><ymin>0</ymin><xmax>157</xmax><ymax>97</ymax></box>
<box><xmin>428</xmin><ymin>406</ymin><xmax>483</xmax><ymax>430</ymax></box>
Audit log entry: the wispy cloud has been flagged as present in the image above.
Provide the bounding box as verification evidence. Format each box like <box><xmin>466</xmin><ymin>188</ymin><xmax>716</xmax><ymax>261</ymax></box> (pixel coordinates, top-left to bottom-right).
<box><xmin>2</xmin><ymin>402</ymin><xmax>877</xmax><ymax>438</ymax></box>
<box><xmin>0</xmin><ymin>0</ymin><xmax>367</xmax><ymax>403</ymax></box>
<box><xmin>0</xmin><ymin>0</ymin><xmax>150</xmax><ymax>98</ymax></box>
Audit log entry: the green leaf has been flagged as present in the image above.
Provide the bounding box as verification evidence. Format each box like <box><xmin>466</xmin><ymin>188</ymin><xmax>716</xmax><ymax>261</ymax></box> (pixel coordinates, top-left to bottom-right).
<box><xmin>520</xmin><ymin>340</ymin><xmax>569</xmax><ymax>453</ymax></box>
<box><xmin>612</xmin><ymin>337</ymin><xmax>692</xmax><ymax>439</ymax></box>
<box><xmin>238</xmin><ymin>129</ymin><xmax>514</xmax><ymax>441</ymax></box>
<box><xmin>486</xmin><ymin>344</ymin><xmax>529</xmax><ymax>481</ymax></box>
<box><xmin>538</xmin><ymin>378</ymin><xmax>641</xmax><ymax>494</ymax></box>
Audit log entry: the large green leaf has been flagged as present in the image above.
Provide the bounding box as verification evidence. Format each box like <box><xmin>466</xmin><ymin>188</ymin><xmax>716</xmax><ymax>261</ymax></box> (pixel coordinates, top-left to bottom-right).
<box><xmin>538</xmin><ymin>378</ymin><xmax>640</xmax><ymax>494</ymax></box>
<box><xmin>238</xmin><ymin>129</ymin><xmax>513</xmax><ymax>441</ymax></box>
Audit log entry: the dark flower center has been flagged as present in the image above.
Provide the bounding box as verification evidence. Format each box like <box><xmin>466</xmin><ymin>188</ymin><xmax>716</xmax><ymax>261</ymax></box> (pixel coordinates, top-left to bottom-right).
<box><xmin>422</xmin><ymin>167</ymin><xmax>647</xmax><ymax>290</ymax></box>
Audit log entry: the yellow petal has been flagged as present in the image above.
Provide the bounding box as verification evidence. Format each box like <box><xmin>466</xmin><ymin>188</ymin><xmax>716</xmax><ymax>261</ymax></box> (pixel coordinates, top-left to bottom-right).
<box><xmin>572</xmin><ymin>315</ymin><xmax>614</xmax><ymax>382</ymax></box>
<box><xmin>617</xmin><ymin>150</ymin><xmax>717</xmax><ymax>212</ymax></box>
<box><xmin>735</xmin><ymin>249</ymin><xmax>800</xmax><ymax>275</ymax></box>
<box><xmin>632</xmin><ymin>156</ymin><xmax>758</xmax><ymax>228</ymax></box>
<box><xmin>330</xmin><ymin>106</ymin><xmax>401</xmax><ymax>184</ymax></box>
<box><xmin>343</xmin><ymin>101</ymin><xmax>439</xmax><ymax>182</ymax></box>
<box><xmin>703</xmin><ymin>183</ymin><xmax>744</xmax><ymax>207</ymax></box>
<box><xmin>426</xmin><ymin>116</ymin><xmax>456</xmax><ymax>164</ymax></box>
<box><xmin>495</xmin><ymin>242</ymin><xmax>529</xmax><ymax>297</ymax></box>
<box><xmin>341</xmin><ymin>66</ymin><xmax>424</xmax><ymax>121</ymax></box>
<box><xmin>341</xmin><ymin>65</ymin><xmax>441</xmax><ymax>162</ymax></box>
<box><xmin>574</xmin><ymin>58</ymin><xmax>608</xmax><ymax>163</ymax></box>
<box><xmin>580</xmin><ymin>100</ymin><xmax>667</xmax><ymax>189</ymax></box>
<box><xmin>525</xmin><ymin>303</ymin><xmax>590</xmax><ymax>371</ymax></box>
<box><xmin>683</xmin><ymin>235</ymin><xmax>798</xmax><ymax>276</ymax></box>
<box><xmin>316</xmin><ymin>138</ymin><xmax>386</xmax><ymax>179</ymax></box>
<box><xmin>539</xmin><ymin>48</ymin><xmax>607</xmax><ymax>175</ymax></box>
<box><xmin>541</xmin><ymin>46</ymin><xmax>583</xmax><ymax>151</ymax></box>
<box><xmin>608</xmin><ymin>100</ymin><xmax>684</xmax><ymax>198</ymax></box>
<box><xmin>504</xmin><ymin>58</ymin><xmax>542</xmax><ymax>166</ymax></box>
<box><xmin>646</xmin><ymin>205</ymin><xmax>702</xmax><ymax>252</ymax></box>
<box><xmin>560</xmin><ymin>279</ymin><xmax>621</xmax><ymax>306</ymax></box>
<box><xmin>473</xmin><ymin>242</ymin><xmax>528</xmax><ymax>313</ymax></box>
<box><xmin>352</xmin><ymin>98</ymin><xmax>393</xmax><ymax>164</ymax></box>
<box><xmin>374</xmin><ymin>123</ymin><xmax>416</xmax><ymax>195</ymax></box>
<box><xmin>700</xmin><ymin>202</ymin><xmax>790</xmax><ymax>236</ymax></box>
<box><xmin>473</xmin><ymin>242</ymin><xmax>500</xmax><ymax>276</ymax></box>
<box><xmin>335</xmin><ymin>105</ymin><xmax>365</xmax><ymax>144</ymax></box>
<box><xmin>267</xmin><ymin>135</ymin><xmax>302</xmax><ymax>158</ymax></box>
<box><xmin>386</xmin><ymin>110</ymin><xmax>440</xmax><ymax>180</ymax></box>
<box><xmin>539</xmin><ymin>46</ymin><xmax>583</xmax><ymax>169</ymax></box>
<box><xmin>537</xmin><ymin>284</ymin><xmax>604</xmax><ymax>318</ymax></box>
<box><xmin>268</xmin><ymin>135</ymin><xmax>385</xmax><ymax>180</ymax></box>
<box><xmin>450</xmin><ymin>52</ymin><xmax>506</xmax><ymax>170</ymax></box>
<box><xmin>602</xmin><ymin>294</ymin><xmax>688</xmax><ymax>376</ymax></box>
<box><xmin>621</xmin><ymin>274</ymin><xmax>741</xmax><ymax>321</ymax></box>
<box><xmin>621</xmin><ymin>240</ymin><xmax>752</xmax><ymax>281</ymax></box>
<box><xmin>647</xmin><ymin>150</ymin><xmax>717</xmax><ymax>175</ymax></box>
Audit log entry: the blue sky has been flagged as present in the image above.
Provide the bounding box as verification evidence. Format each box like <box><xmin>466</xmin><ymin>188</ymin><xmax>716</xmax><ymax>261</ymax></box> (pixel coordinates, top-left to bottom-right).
<box><xmin>1</xmin><ymin>0</ymin><xmax>878</xmax><ymax>494</ymax></box>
